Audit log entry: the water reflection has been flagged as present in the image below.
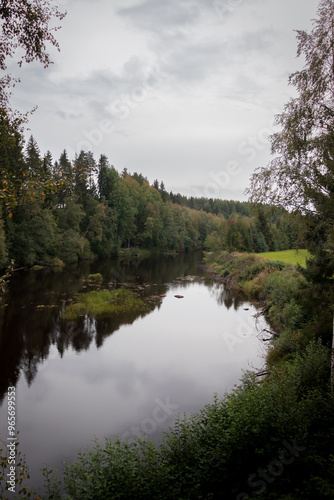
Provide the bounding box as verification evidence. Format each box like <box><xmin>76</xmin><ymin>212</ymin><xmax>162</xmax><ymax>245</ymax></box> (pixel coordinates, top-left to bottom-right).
<box><xmin>0</xmin><ymin>252</ymin><xmax>267</xmax><ymax>492</ymax></box>
<box><xmin>0</xmin><ymin>252</ymin><xmax>215</xmax><ymax>400</ymax></box>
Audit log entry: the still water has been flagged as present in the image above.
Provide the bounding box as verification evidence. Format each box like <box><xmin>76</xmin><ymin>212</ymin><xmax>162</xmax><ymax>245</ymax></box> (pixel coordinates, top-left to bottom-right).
<box><xmin>0</xmin><ymin>252</ymin><xmax>267</xmax><ymax>491</ymax></box>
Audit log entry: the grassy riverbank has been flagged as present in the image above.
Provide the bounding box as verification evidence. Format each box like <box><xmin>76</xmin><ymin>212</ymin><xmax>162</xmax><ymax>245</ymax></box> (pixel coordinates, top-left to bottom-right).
<box><xmin>3</xmin><ymin>251</ymin><xmax>334</xmax><ymax>500</ymax></box>
<box><xmin>204</xmin><ymin>250</ymin><xmax>333</xmax><ymax>369</ymax></box>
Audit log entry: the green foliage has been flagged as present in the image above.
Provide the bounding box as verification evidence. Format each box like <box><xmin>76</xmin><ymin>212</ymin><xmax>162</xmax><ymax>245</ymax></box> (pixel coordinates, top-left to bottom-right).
<box><xmin>264</xmin><ymin>268</ymin><xmax>306</xmax><ymax>307</ymax></box>
<box><xmin>0</xmin><ymin>214</ymin><xmax>7</xmax><ymax>267</ymax></box>
<box><xmin>51</xmin><ymin>257</ymin><xmax>65</xmax><ymax>268</ymax></box>
<box><xmin>6</xmin><ymin>207</ymin><xmax>57</xmax><ymax>266</ymax></box>
<box><xmin>204</xmin><ymin>249</ymin><xmax>328</xmax><ymax>355</ymax></box>
<box><xmin>55</xmin><ymin>196</ymin><xmax>85</xmax><ymax>233</ymax></box>
<box><xmin>0</xmin><ymin>136</ymin><xmax>305</xmax><ymax>273</ymax></box>
<box><xmin>248</xmin><ymin>0</ymin><xmax>334</xmax><ymax>285</ymax></box>
<box><xmin>87</xmin><ymin>273</ymin><xmax>102</xmax><ymax>281</ymax></box>
<box><xmin>204</xmin><ymin>210</ymin><xmax>299</xmax><ymax>254</ymax></box>
<box><xmin>38</xmin><ymin>342</ymin><xmax>334</xmax><ymax>500</ymax></box>
<box><xmin>0</xmin><ymin>436</ymin><xmax>37</xmax><ymax>499</ymax></box>
<box><xmin>61</xmin><ymin>288</ymin><xmax>148</xmax><ymax>320</ymax></box>
<box><xmin>57</xmin><ymin>229</ymin><xmax>91</xmax><ymax>264</ymax></box>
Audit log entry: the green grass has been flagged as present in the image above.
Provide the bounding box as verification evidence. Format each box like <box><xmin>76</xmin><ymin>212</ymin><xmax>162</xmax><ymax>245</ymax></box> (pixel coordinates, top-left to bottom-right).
<box><xmin>87</xmin><ymin>273</ymin><xmax>103</xmax><ymax>281</ymax></box>
<box><xmin>61</xmin><ymin>288</ymin><xmax>148</xmax><ymax>320</ymax></box>
<box><xmin>257</xmin><ymin>249</ymin><xmax>311</xmax><ymax>267</ymax></box>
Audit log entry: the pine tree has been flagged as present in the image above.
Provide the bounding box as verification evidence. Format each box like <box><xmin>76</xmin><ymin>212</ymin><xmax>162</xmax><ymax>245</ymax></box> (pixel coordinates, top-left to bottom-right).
<box><xmin>25</xmin><ymin>135</ymin><xmax>42</xmax><ymax>178</ymax></box>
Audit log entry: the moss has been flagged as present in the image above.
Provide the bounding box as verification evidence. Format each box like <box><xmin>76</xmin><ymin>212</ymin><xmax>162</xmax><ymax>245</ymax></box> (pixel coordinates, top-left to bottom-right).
<box><xmin>87</xmin><ymin>273</ymin><xmax>103</xmax><ymax>281</ymax></box>
<box><xmin>61</xmin><ymin>288</ymin><xmax>149</xmax><ymax>321</ymax></box>
<box><xmin>52</xmin><ymin>257</ymin><xmax>65</xmax><ymax>268</ymax></box>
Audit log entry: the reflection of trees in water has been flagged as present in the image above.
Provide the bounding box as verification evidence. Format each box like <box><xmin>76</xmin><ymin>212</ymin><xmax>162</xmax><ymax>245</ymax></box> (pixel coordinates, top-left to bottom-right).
<box><xmin>0</xmin><ymin>251</ymin><xmax>242</xmax><ymax>403</ymax></box>
<box><xmin>205</xmin><ymin>281</ymin><xmax>246</xmax><ymax>310</ymax></box>
<box><xmin>0</xmin><ymin>293</ymin><xmax>160</xmax><ymax>401</ymax></box>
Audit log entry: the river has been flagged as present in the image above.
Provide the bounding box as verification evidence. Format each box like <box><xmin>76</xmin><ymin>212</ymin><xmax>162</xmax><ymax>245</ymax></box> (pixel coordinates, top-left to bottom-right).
<box><xmin>0</xmin><ymin>251</ymin><xmax>267</xmax><ymax>493</ymax></box>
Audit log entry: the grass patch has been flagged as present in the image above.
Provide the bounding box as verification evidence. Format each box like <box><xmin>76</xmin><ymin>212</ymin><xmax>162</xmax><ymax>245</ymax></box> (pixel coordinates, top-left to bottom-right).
<box><xmin>61</xmin><ymin>288</ymin><xmax>148</xmax><ymax>320</ymax></box>
<box><xmin>257</xmin><ymin>249</ymin><xmax>311</xmax><ymax>267</ymax></box>
<box><xmin>87</xmin><ymin>273</ymin><xmax>102</xmax><ymax>281</ymax></box>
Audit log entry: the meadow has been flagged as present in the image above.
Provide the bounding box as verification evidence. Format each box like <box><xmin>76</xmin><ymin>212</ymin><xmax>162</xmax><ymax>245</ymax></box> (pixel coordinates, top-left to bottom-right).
<box><xmin>257</xmin><ymin>249</ymin><xmax>311</xmax><ymax>267</ymax></box>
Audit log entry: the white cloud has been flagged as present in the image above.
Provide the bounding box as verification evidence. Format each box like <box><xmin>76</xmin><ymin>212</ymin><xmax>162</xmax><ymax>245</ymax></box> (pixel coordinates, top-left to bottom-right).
<box><xmin>7</xmin><ymin>0</ymin><xmax>319</xmax><ymax>200</ymax></box>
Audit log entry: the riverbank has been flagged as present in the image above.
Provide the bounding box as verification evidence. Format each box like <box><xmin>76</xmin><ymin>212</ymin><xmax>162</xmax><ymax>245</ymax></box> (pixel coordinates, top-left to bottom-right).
<box><xmin>1</xmin><ymin>250</ymin><xmax>333</xmax><ymax>500</ymax></box>
<box><xmin>204</xmin><ymin>250</ymin><xmax>332</xmax><ymax>369</ymax></box>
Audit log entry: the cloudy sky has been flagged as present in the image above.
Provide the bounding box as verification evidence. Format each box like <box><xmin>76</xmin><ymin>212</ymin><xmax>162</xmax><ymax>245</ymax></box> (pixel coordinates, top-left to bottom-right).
<box><xmin>9</xmin><ymin>0</ymin><xmax>319</xmax><ymax>200</ymax></box>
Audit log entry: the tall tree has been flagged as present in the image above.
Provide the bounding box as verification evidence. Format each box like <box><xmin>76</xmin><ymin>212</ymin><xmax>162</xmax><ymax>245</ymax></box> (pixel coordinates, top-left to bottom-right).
<box><xmin>248</xmin><ymin>0</ymin><xmax>334</xmax><ymax>240</ymax></box>
<box><xmin>0</xmin><ymin>0</ymin><xmax>66</xmax><ymax>128</ymax></box>
<box><xmin>0</xmin><ymin>0</ymin><xmax>66</xmax><ymax>215</ymax></box>
<box><xmin>247</xmin><ymin>0</ymin><xmax>334</xmax><ymax>385</ymax></box>
<box><xmin>25</xmin><ymin>135</ymin><xmax>42</xmax><ymax>177</ymax></box>
<box><xmin>73</xmin><ymin>151</ymin><xmax>97</xmax><ymax>205</ymax></box>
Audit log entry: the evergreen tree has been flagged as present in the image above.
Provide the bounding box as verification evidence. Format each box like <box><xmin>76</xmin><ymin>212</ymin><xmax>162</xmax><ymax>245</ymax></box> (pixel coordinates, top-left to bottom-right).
<box><xmin>25</xmin><ymin>135</ymin><xmax>42</xmax><ymax>178</ymax></box>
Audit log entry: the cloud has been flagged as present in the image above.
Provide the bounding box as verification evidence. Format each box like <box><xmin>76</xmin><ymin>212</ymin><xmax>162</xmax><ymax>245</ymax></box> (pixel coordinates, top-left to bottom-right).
<box><xmin>118</xmin><ymin>0</ymin><xmax>202</xmax><ymax>34</ymax></box>
<box><xmin>4</xmin><ymin>0</ymin><xmax>319</xmax><ymax>202</ymax></box>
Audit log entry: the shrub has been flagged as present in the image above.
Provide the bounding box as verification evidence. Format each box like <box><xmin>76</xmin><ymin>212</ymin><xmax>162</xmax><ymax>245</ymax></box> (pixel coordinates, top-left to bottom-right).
<box><xmin>38</xmin><ymin>343</ymin><xmax>334</xmax><ymax>500</ymax></box>
<box><xmin>57</xmin><ymin>229</ymin><xmax>91</xmax><ymax>264</ymax></box>
<box><xmin>264</xmin><ymin>268</ymin><xmax>306</xmax><ymax>307</ymax></box>
<box><xmin>88</xmin><ymin>273</ymin><xmax>103</xmax><ymax>281</ymax></box>
<box><xmin>266</xmin><ymin>329</ymin><xmax>305</xmax><ymax>367</ymax></box>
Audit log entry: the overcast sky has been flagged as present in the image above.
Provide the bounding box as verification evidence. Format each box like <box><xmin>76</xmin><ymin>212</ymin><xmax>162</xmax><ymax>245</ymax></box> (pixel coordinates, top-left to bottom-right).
<box><xmin>9</xmin><ymin>0</ymin><xmax>319</xmax><ymax>200</ymax></box>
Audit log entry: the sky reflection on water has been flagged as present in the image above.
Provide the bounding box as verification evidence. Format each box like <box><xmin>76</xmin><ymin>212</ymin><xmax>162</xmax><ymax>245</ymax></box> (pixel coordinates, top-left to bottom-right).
<box><xmin>0</xmin><ymin>254</ymin><xmax>267</xmax><ymax>491</ymax></box>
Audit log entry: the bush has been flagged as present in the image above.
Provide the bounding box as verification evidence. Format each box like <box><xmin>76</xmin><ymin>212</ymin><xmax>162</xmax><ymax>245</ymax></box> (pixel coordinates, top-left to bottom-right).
<box><xmin>264</xmin><ymin>268</ymin><xmax>306</xmax><ymax>307</ymax></box>
<box><xmin>88</xmin><ymin>273</ymin><xmax>103</xmax><ymax>281</ymax></box>
<box><xmin>38</xmin><ymin>342</ymin><xmax>334</xmax><ymax>500</ymax></box>
<box><xmin>57</xmin><ymin>229</ymin><xmax>91</xmax><ymax>264</ymax></box>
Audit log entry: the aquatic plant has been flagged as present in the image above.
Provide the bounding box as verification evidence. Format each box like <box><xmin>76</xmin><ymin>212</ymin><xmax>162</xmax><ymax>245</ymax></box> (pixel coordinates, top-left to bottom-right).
<box><xmin>61</xmin><ymin>288</ymin><xmax>148</xmax><ymax>320</ymax></box>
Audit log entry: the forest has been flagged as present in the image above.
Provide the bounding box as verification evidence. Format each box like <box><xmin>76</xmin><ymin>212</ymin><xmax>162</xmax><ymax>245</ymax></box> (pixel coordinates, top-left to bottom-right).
<box><xmin>0</xmin><ymin>134</ymin><xmax>300</xmax><ymax>270</ymax></box>
<box><xmin>1</xmin><ymin>0</ymin><xmax>334</xmax><ymax>499</ymax></box>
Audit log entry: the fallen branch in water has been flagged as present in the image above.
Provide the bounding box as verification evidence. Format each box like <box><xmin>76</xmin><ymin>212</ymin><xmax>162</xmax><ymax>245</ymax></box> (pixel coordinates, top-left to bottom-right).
<box><xmin>263</xmin><ymin>328</ymin><xmax>280</xmax><ymax>338</ymax></box>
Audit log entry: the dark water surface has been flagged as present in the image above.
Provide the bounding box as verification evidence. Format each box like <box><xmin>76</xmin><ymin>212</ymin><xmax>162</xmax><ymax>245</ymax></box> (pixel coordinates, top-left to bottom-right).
<box><xmin>0</xmin><ymin>252</ymin><xmax>267</xmax><ymax>491</ymax></box>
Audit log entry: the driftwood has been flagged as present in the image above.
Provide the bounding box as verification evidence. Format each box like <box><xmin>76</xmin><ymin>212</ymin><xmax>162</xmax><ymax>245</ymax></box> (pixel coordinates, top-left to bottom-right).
<box><xmin>263</xmin><ymin>329</ymin><xmax>280</xmax><ymax>339</ymax></box>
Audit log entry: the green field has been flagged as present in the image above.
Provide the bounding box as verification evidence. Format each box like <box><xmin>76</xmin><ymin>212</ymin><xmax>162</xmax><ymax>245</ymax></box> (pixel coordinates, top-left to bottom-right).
<box><xmin>257</xmin><ymin>249</ymin><xmax>311</xmax><ymax>267</ymax></box>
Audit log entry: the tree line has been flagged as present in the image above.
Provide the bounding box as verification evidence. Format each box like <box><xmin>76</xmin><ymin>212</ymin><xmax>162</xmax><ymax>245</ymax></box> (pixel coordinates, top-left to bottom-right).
<box><xmin>0</xmin><ymin>134</ymin><xmax>301</xmax><ymax>269</ymax></box>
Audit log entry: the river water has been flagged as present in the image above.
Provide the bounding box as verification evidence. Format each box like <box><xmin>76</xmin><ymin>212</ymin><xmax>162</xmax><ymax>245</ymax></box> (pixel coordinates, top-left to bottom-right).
<box><xmin>0</xmin><ymin>251</ymin><xmax>267</xmax><ymax>493</ymax></box>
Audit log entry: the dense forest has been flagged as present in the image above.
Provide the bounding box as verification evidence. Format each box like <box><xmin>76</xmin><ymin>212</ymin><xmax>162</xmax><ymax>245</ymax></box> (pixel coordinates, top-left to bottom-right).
<box><xmin>1</xmin><ymin>1</ymin><xmax>334</xmax><ymax>499</ymax></box>
<box><xmin>0</xmin><ymin>134</ymin><xmax>300</xmax><ymax>269</ymax></box>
